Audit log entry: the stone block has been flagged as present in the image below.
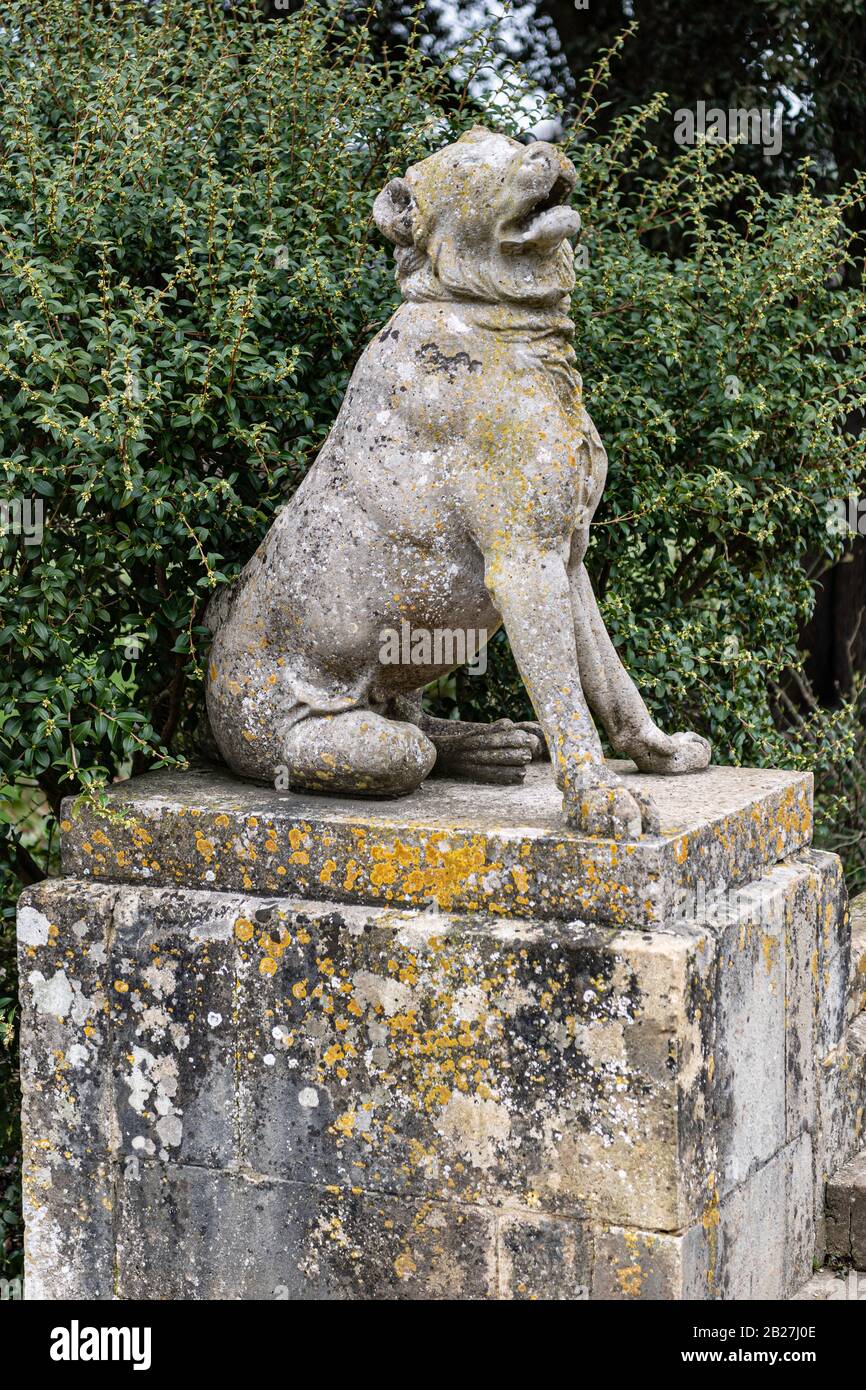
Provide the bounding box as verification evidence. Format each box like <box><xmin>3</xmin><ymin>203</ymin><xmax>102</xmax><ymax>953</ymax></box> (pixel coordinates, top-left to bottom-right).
<box><xmin>497</xmin><ymin>1212</ymin><xmax>591</xmax><ymax>1300</ymax></box>
<box><xmin>848</xmin><ymin>890</ymin><xmax>866</xmax><ymax>1023</ymax></box>
<box><xmin>17</xmin><ymin>765</ymin><xmax>858</xmax><ymax>1300</ymax></box>
<box><xmin>234</xmin><ymin>894</ymin><xmax>709</xmax><ymax>1230</ymax></box>
<box><xmin>117</xmin><ymin>1161</ymin><xmax>497</xmax><ymax>1300</ymax></box>
<box><xmin>60</xmin><ymin>763</ymin><xmax>813</xmax><ymax>931</ymax></box>
<box><xmin>826</xmin><ymin>1147</ymin><xmax>866</xmax><ymax>1269</ymax></box>
<box><xmin>110</xmin><ymin>887</ymin><xmax>239</xmax><ymax>1169</ymax></box>
<box><xmin>593</xmin><ymin>1135</ymin><xmax>813</xmax><ymax>1301</ymax></box>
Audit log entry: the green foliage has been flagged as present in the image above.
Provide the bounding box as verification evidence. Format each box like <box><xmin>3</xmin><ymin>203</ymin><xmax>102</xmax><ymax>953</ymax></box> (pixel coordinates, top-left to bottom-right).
<box><xmin>0</xmin><ymin>0</ymin><xmax>864</xmax><ymax>1279</ymax></box>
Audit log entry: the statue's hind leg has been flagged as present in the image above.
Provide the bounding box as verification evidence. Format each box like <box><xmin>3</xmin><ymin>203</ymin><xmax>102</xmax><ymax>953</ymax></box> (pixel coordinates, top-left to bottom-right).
<box><xmin>281</xmin><ymin>709</ymin><xmax>436</xmax><ymax>797</ymax></box>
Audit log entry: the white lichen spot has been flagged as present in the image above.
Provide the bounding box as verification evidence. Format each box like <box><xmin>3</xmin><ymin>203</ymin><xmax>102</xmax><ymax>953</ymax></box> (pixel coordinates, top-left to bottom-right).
<box><xmin>434</xmin><ymin>1093</ymin><xmax>511</xmax><ymax>1171</ymax></box>
<box><xmin>156</xmin><ymin>1114</ymin><xmax>183</xmax><ymax>1148</ymax></box>
<box><xmin>18</xmin><ymin>905</ymin><xmax>51</xmax><ymax>946</ymax></box>
<box><xmin>28</xmin><ymin>969</ymin><xmax>73</xmax><ymax>1020</ymax></box>
<box><xmin>352</xmin><ymin>969</ymin><xmax>413</xmax><ymax>1017</ymax></box>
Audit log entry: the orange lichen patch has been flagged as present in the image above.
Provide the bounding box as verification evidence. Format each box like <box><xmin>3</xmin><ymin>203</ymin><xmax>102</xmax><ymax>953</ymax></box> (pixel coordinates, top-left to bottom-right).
<box><xmin>703</xmin><ymin>1176</ymin><xmax>721</xmax><ymax>1290</ymax></box>
<box><xmin>234</xmin><ymin>917</ymin><xmax>254</xmax><ymax>942</ymax></box>
<box><xmin>194</xmin><ymin>834</ymin><xmax>216</xmax><ymax>864</ymax></box>
<box><xmin>616</xmin><ymin>1262</ymin><xmax>644</xmax><ymax>1298</ymax></box>
<box><xmin>393</xmin><ymin>1252</ymin><xmax>416</xmax><ymax>1280</ymax></box>
<box><xmin>761</xmin><ymin>933</ymin><xmax>779</xmax><ymax>976</ymax></box>
<box><xmin>344</xmin><ymin>860</ymin><xmax>363</xmax><ymax>892</ymax></box>
<box><xmin>333</xmin><ymin>1110</ymin><xmax>356</xmax><ymax>1138</ymax></box>
<box><xmin>510</xmin><ymin>864</ymin><xmax>529</xmax><ymax>894</ymax></box>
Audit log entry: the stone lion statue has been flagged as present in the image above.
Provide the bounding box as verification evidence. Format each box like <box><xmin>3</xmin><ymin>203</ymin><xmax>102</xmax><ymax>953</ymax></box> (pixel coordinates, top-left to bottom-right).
<box><xmin>205</xmin><ymin>127</ymin><xmax>710</xmax><ymax>838</ymax></box>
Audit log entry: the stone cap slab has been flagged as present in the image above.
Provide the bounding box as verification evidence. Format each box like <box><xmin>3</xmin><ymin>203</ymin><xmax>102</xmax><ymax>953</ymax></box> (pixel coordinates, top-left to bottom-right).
<box><xmin>60</xmin><ymin>761</ymin><xmax>812</xmax><ymax>930</ymax></box>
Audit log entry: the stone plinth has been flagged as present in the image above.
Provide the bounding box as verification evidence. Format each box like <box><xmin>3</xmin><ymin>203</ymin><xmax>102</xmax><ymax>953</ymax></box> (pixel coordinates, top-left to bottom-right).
<box><xmin>18</xmin><ymin>764</ymin><xmax>865</xmax><ymax>1300</ymax></box>
<box><xmin>59</xmin><ymin>762</ymin><xmax>813</xmax><ymax>929</ymax></box>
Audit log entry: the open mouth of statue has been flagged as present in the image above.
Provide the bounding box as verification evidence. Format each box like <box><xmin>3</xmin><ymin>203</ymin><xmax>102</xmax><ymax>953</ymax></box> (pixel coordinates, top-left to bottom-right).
<box><xmin>524</xmin><ymin>173</ymin><xmax>574</xmax><ymax>222</ymax></box>
<box><xmin>501</xmin><ymin>170</ymin><xmax>581</xmax><ymax>254</ymax></box>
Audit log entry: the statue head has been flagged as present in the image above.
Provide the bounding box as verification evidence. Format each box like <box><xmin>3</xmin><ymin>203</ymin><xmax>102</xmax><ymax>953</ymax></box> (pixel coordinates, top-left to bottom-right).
<box><xmin>373</xmin><ymin>127</ymin><xmax>581</xmax><ymax>308</ymax></box>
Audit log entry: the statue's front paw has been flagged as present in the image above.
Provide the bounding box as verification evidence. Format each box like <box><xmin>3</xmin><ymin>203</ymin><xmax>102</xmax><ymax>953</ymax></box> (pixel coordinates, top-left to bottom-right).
<box><xmin>511</xmin><ymin>720</ymin><xmax>550</xmax><ymax>761</ymax></box>
<box><xmin>565</xmin><ymin>781</ymin><xmax>660</xmax><ymax>839</ymax></box>
<box><xmin>631</xmin><ymin>730</ymin><xmax>711</xmax><ymax>776</ymax></box>
<box><xmin>432</xmin><ymin>720</ymin><xmax>537</xmax><ymax>785</ymax></box>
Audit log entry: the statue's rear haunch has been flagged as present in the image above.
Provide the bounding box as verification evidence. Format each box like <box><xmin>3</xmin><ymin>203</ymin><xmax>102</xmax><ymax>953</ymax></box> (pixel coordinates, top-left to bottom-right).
<box><xmin>205</xmin><ymin>127</ymin><xmax>711</xmax><ymax>838</ymax></box>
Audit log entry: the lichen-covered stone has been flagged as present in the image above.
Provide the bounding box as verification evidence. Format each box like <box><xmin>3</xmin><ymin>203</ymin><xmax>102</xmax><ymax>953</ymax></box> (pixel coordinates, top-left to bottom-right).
<box><xmin>60</xmin><ymin>762</ymin><xmax>813</xmax><ymax>930</ymax></box>
<box><xmin>848</xmin><ymin>890</ymin><xmax>866</xmax><ymax>1023</ymax></box>
<box><xmin>498</xmin><ymin>1212</ymin><xmax>591</xmax><ymax>1300</ymax></box>
<box><xmin>18</xmin><ymin>779</ymin><xmax>860</xmax><ymax>1298</ymax></box>
<box><xmin>117</xmin><ymin>1162</ymin><xmax>498</xmax><ymax>1300</ymax></box>
<box><xmin>825</xmin><ymin>1144</ymin><xmax>866</xmax><ymax>1269</ymax></box>
<box><xmin>16</xmin><ymin>879</ymin><xmax>118</xmax><ymax>1299</ymax></box>
<box><xmin>110</xmin><ymin>887</ymin><xmax>238</xmax><ymax>1169</ymax></box>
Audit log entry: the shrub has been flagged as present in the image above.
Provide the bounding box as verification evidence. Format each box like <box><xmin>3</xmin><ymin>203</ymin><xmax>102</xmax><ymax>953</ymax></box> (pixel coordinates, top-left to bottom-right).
<box><xmin>1</xmin><ymin>0</ymin><xmax>863</xmax><ymax>1277</ymax></box>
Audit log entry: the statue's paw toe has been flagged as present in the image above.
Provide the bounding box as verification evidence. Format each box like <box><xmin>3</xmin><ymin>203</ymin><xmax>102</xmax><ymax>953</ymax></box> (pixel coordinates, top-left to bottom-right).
<box><xmin>511</xmin><ymin>721</ymin><xmax>549</xmax><ymax>760</ymax></box>
<box><xmin>565</xmin><ymin>783</ymin><xmax>659</xmax><ymax>839</ymax></box>
<box><xmin>666</xmin><ymin>731</ymin><xmax>712</xmax><ymax>773</ymax></box>
<box><xmin>631</xmin><ymin>730</ymin><xmax>712</xmax><ymax>775</ymax></box>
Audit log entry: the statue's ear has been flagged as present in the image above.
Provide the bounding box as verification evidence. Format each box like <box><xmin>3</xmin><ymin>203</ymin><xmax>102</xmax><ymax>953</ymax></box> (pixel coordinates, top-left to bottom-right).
<box><xmin>373</xmin><ymin>177</ymin><xmax>416</xmax><ymax>246</ymax></box>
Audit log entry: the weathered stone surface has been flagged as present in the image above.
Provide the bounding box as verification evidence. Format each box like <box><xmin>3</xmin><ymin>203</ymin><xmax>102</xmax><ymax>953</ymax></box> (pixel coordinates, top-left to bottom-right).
<box><xmin>232</xmin><ymin>891</ymin><xmax>704</xmax><ymax>1229</ymax></box>
<box><xmin>791</xmin><ymin>1266</ymin><xmax>866</xmax><ymax>1300</ymax></box>
<box><xmin>593</xmin><ymin>1136</ymin><xmax>812</xmax><ymax>1301</ymax></box>
<box><xmin>60</xmin><ymin>762</ymin><xmax>813</xmax><ymax>930</ymax></box>
<box><xmin>826</xmin><ymin>1148</ymin><xmax>866</xmax><ymax>1269</ymax></box>
<box><xmin>22</xmin><ymin>1161</ymin><xmax>115</xmax><ymax>1301</ymax></box>
<box><xmin>593</xmin><ymin>1226</ymin><xmax>705</xmax><ymax>1300</ymax></box>
<box><xmin>849</xmin><ymin>889</ymin><xmax>866</xmax><ymax>1023</ymax></box>
<box><xmin>110</xmin><ymin>888</ymin><xmax>238</xmax><ymax>1170</ymax></box>
<box><xmin>19</xmin><ymin>764</ymin><xmax>858</xmax><ymax>1300</ymax></box>
<box><xmin>497</xmin><ymin>1212</ymin><xmax>591</xmax><ymax>1300</ymax></box>
<box><xmin>712</xmin><ymin>1134</ymin><xmax>814</xmax><ymax>1301</ymax></box>
<box><xmin>118</xmin><ymin>1162</ymin><xmax>497</xmax><ymax>1300</ymax></box>
<box><xmin>16</xmin><ymin>879</ymin><xmax>118</xmax><ymax>1299</ymax></box>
